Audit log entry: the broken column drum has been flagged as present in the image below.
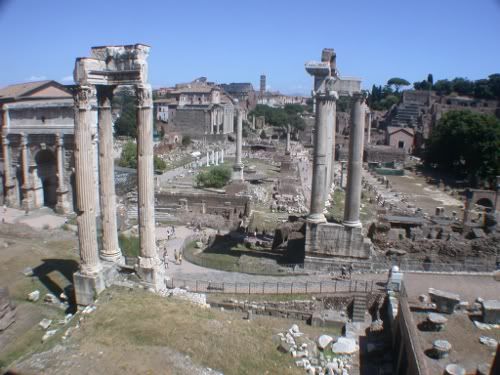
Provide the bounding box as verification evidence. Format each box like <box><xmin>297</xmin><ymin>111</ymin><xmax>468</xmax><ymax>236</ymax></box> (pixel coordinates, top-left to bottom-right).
<box><xmin>343</xmin><ymin>93</ymin><xmax>366</xmax><ymax>228</ymax></box>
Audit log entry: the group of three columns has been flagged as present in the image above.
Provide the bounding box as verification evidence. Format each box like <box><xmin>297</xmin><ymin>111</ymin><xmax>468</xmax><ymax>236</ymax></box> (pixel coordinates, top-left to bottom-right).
<box><xmin>73</xmin><ymin>84</ymin><xmax>158</xmax><ymax>278</ymax></box>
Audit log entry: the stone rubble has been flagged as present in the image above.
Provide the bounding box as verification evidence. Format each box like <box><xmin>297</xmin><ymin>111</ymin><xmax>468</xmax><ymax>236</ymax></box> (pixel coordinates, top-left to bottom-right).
<box><xmin>160</xmin><ymin>288</ymin><xmax>210</xmax><ymax>308</ymax></box>
<box><xmin>275</xmin><ymin>324</ymin><xmax>356</xmax><ymax>374</ymax></box>
<box><xmin>39</xmin><ymin>318</ymin><xmax>52</xmax><ymax>330</ymax></box>
<box><xmin>27</xmin><ymin>290</ymin><xmax>40</xmax><ymax>302</ymax></box>
<box><xmin>478</xmin><ymin>335</ymin><xmax>498</xmax><ymax>348</ymax></box>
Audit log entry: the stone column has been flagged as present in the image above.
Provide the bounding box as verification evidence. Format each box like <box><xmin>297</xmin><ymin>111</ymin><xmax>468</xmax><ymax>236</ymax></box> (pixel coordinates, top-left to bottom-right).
<box><xmin>343</xmin><ymin>93</ymin><xmax>366</xmax><ymax>228</ymax></box>
<box><xmin>329</xmin><ymin>103</ymin><xmax>337</xmax><ymax>188</ymax></box>
<box><xmin>366</xmin><ymin>108</ymin><xmax>372</xmax><ymax>145</ymax></box>
<box><xmin>73</xmin><ymin>86</ymin><xmax>101</xmax><ymax>275</ymax></box>
<box><xmin>20</xmin><ymin>133</ymin><xmax>34</xmax><ymax>211</ymax></box>
<box><xmin>215</xmin><ymin>150</ymin><xmax>219</xmax><ymax>165</ymax></box>
<box><xmin>206</xmin><ymin>151</ymin><xmax>210</xmax><ymax>166</ymax></box>
<box><xmin>285</xmin><ymin>124</ymin><xmax>291</xmax><ymax>155</ymax></box>
<box><xmin>308</xmin><ymin>93</ymin><xmax>335</xmax><ymax>223</ymax></box>
<box><xmin>232</xmin><ymin>108</ymin><xmax>244</xmax><ymax>181</ymax></box>
<box><xmin>55</xmin><ymin>134</ymin><xmax>71</xmax><ymax>214</ymax></box>
<box><xmin>252</xmin><ymin>115</ymin><xmax>256</xmax><ymax>130</ymax></box>
<box><xmin>220</xmin><ymin>148</ymin><xmax>224</xmax><ymax>163</ymax></box>
<box><xmin>1</xmin><ymin>134</ymin><xmax>17</xmax><ymax>206</ymax></box>
<box><xmin>97</xmin><ymin>86</ymin><xmax>122</xmax><ymax>262</ymax></box>
<box><xmin>135</xmin><ymin>84</ymin><xmax>161</xmax><ymax>286</ymax></box>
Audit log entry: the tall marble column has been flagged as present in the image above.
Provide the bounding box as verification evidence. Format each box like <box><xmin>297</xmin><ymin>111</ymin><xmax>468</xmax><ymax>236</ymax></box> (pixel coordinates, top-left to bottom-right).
<box><xmin>20</xmin><ymin>133</ymin><xmax>34</xmax><ymax>211</ymax></box>
<box><xmin>97</xmin><ymin>86</ymin><xmax>122</xmax><ymax>262</ymax></box>
<box><xmin>135</xmin><ymin>84</ymin><xmax>160</xmax><ymax>276</ymax></box>
<box><xmin>55</xmin><ymin>134</ymin><xmax>71</xmax><ymax>214</ymax></box>
<box><xmin>1</xmin><ymin>134</ymin><xmax>17</xmax><ymax>206</ymax></box>
<box><xmin>73</xmin><ymin>86</ymin><xmax>101</xmax><ymax>275</ymax></box>
<box><xmin>215</xmin><ymin>150</ymin><xmax>219</xmax><ymax>165</ymax></box>
<box><xmin>329</xmin><ymin>104</ymin><xmax>337</xmax><ymax>187</ymax></box>
<box><xmin>206</xmin><ymin>151</ymin><xmax>210</xmax><ymax>166</ymax></box>
<box><xmin>365</xmin><ymin>107</ymin><xmax>372</xmax><ymax>145</ymax></box>
<box><xmin>308</xmin><ymin>93</ymin><xmax>335</xmax><ymax>223</ymax></box>
<box><xmin>343</xmin><ymin>93</ymin><xmax>366</xmax><ymax>228</ymax></box>
<box><xmin>232</xmin><ymin>108</ymin><xmax>244</xmax><ymax>181</ymax></box>
<box><xmin>285</xmin><ymin>124</ymin><xmax>291</xmax><ymax>155</ymax></box>
<box><xmin>220</xmin><ymin>148</ymin><xmax>224</xmax><ymax>163</ymax></box>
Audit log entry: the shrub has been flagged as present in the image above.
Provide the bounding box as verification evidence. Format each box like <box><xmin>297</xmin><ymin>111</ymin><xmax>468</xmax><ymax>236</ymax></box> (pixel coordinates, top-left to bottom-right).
<box><xmin>196</xmin><ymin>165</ymin><xmax>232</xmax><ymax>188</ymax></box>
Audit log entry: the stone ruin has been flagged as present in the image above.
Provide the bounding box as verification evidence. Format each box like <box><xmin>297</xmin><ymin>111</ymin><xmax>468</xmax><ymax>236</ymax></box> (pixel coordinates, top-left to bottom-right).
<box><xmin>0</xmin><ymin>287</ymin><xmax>16</xmax><ymax>332</ymax></box>
<box><xmin>71</xmin><ymin>44</ymin><xmax>163</xmax><ymax>305</ymax></box>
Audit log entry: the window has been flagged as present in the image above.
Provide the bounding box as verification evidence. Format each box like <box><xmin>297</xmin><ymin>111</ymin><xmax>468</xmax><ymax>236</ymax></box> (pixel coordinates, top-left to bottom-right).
<box><xmin>398</xmin><ymin>141</ymin><xmax>404</xmax><ymax>149</ymax></box>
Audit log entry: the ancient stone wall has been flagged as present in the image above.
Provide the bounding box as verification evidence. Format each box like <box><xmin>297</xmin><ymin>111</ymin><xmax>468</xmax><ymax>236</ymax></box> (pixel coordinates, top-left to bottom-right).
<box><xmin>173</xmin><ymin>108</ymin><xmax>210</xmax><ymax>138</ymax></box>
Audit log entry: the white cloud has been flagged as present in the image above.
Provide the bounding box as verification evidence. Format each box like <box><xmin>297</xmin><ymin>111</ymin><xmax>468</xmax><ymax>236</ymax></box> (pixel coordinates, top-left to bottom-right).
<box><xmin>26</xmin><ymin>75</ymin><xmax>47</xmax><ymax>81</ymax></box>
<box><xmin>61</xmin><ymin>75</ymin><xmax>74</xmax><ymax>83</ymax></box>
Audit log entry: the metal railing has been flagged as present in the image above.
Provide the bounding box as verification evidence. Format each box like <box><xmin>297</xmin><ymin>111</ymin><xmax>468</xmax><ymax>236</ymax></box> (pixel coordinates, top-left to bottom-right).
<box><xmin>165</xmin><ymin>278</ymin><xmax>377</xmax><ymax>294</ymax></box>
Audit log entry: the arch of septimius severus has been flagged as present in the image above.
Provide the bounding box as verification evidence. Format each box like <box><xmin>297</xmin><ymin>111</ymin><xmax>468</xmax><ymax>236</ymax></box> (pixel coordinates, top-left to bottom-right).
<box><xmin>72</xmin><ymin>44</ymin><xmax>162</xmax><ymax>305</ymax></box>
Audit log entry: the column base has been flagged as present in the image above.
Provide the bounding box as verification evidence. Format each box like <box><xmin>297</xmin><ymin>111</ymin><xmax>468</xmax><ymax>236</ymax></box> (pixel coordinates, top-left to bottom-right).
<box><xmin>100</xmin><ymin>250</ymin><xmax>124</xmax><ymax>264</ymax></box>
<box><xmin>73</xmin><ymin>262</ymin><xmax>119</xmax><ymax>306</ymax></box>
<box><xmin>55</xmin><ymin>190</ymin><xmax>72</xmax><ymax>214</ymax></box>
<box><xmin>232</xmin><ymin>164</ymin><xmax>244</xmax><ymax>181</ymax></box>
<box><xmin>343</xmin><ymin>220</ymin><xmax>362</xmax><ymax>228</ymax></box>
<box><xmin>307</xmin><ymin>213</ymin><xmax>327</xmax><ymax>224</ymax></box>
<box><xmin>136</xmin><ymin>256</ymin><xmax>165</xmax><ymax>291</ymax></box>
<box><xmin>4</xmin><ymin>185</ymin><xmax>19</xmax><ymax>207</ymax></box>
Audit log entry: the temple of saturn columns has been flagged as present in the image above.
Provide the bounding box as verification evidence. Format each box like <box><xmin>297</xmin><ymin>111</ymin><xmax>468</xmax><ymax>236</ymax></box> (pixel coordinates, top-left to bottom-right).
<box><xmin>303</xmin><ymin>48</ymin><xmax>371</xmax><ymax>266</ymax></box>
<box><xmin>72</xmin><ymin>44</ymin><xmax>163</xmax><ymax>305</ymax></box>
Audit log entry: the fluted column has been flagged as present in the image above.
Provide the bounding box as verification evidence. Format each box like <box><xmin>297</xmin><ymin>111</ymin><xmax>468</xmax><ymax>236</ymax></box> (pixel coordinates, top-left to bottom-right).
<box><xmin>232</xmin><ymin>108</ymin><xmax>244</xmax><ymax>181</ymax></box>
<box><xmin>97</xmin><ymin>86</ymin><xmax>122</xmax><ymax>262</ymax></box>
<box><xmin>329</xmin><ymin>102</ymin><xmax>337</xmax><ymax>187</ymax></box>
<box><xmin>285</xmin><ymin>124</ymin><xmax>291</xmax><ymax>155</ymax></box>
<box><xmin>73</xmin><ymin>85</ymin><xmax>101</xmax><ymax>275</ymax></box>
<box><xmin>135</xmin><ymin>84</ymin><xmax>159</xmax><ymax>266</ymax></box>
<box><xmin>55</xmin><ymin>134</ymin><xmax>71</xmax><ymax>214</ymax></box>
<box><xmin>308</xmin><ymin>94</ymin><xmax>335</xmax><ymax>223</ymax></box>
<box><xmin>366</xmin><ymin>108</ymin><xmax>372</xmax><ymax>144</ymax></box>
<box><xmin>343</xmin><ymin>93</ymin><xmax>366</xmax><ymax>228</ymax></box>
<box><xmin>20</xmin><ymin>133</ymin><xmax>34</xmax><ymax>211</ymax></box>
<box><xmin>1</xmin><ymin>134</ymin><xmax>17</xmax><ymax>206</ymax></box>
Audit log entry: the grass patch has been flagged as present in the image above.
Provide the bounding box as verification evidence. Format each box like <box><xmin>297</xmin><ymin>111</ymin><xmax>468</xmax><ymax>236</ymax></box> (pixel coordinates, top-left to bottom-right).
<box><xmin>76</xmin><ymin>288</ymin><xmax>336</xmax><ymax>375</ymax></box>
<box><xmin>118</xmin><ymin>234</ymin><xmax>140</xmax><ymax>257</ymax></box>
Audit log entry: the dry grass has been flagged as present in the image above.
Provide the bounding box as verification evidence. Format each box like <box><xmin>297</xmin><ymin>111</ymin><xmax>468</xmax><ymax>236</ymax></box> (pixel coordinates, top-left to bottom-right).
<box><xmin>76</xmin><ymin>287</ymin><xmax>337</xmax><ymax>375</ymax></box>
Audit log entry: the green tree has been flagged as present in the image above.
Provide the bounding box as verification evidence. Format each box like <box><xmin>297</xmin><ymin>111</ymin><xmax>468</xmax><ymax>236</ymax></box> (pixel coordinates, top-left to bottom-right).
<box><xmin>195</xmin><ymin>165</ymin><xmax>232</xmax><ymax>188</ymax></box>
<box><xmin>182</xmin><ymin>135</ymin><xmax>192</xmax><ymax>147</ymax></box>
<box><xmin>427</xmin><ymin>74</ymin><xmax>434</xmax><ymax>85</ymax></box>
<box><xmin>118</xmin><ymin>141</ymin><xmax>138</xmax><ymax>168</ymax></box>
<box><xmin>451</xmin><ymin>77</ymin><xmax>474</xmax><ymax>96</ymax></box>
<box><xmin>113</xmin><ymin>88</ymin><xmax>137</xmax><ymax>137</ymax></box>
<box><xmin>433</xmin><ymin>79</ymin><xmax>452</xmax><ymax>95</ymax></box>
<box><xmin>425</xmin><ymin>110</ymin><xmax>500</xmax><ymax>185</ymax></box>
<box><xmin>387</xmin><ymin>77</ymin><xmax>410</xmax><ymax>92</ymax></box>
<box><xmin>119</xmin><ymin>141</ymin><xmax>167</xmax><ymax>173</ymax></box>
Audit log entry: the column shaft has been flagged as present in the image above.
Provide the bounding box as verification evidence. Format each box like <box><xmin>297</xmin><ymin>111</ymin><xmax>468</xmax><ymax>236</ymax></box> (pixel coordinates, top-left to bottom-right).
<box><xmin>20</xmin><ymin>134</ymin><xmax>33</xmax><ymax>210</ymax></box>
<box><xmin>1</xmin><ymin>135</ymin><xmax>17</xmax><ymax>206</ymax></box>
<box><xmin>97</xmin><ymin>86</ymin><xmax>122</xmax><ymax>262</ymax></box>
<box><xmin>135</xmin><ymin>84</ymin><xmax>157</xmax><ymax>263</ymax></box>
<box><xmin>330</xmin><ymin>102</ymin><xmax>337</xmax><ymax>187</ymax></box>
<box><xmin>55</xmin><ymin>134</ymin><xmax>71</xmax><ymax>214</ymax></box>
<box><xmin>73</xmin><ymin>86</ymin><xmax>101</xmax><ymax>274</ymax></box>
<box><xmin>308</xmin><ymin>95</ymin><xmax>335</xmax><ymax>222</ymax></box>
<box><xmin>343</xmin><ymin>94</ymin><xmax>366</xmax><ymax>227</ymax></box>
<box><xmin>232</xmin><ymin>108</ymin><xmax>244</xmax><ymax>181</ymax></box>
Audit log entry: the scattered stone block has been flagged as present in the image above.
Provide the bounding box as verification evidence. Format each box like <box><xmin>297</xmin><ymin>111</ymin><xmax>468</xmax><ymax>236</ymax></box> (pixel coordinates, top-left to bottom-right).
<box><xmin>331</xmin><ymin>337</ymin><xmax>359</xmax><ymax>354</ymax></box>
<box><xmin>39</xmin><ymin>318</ymin><xmax>52</xmax><ymax>330</ymax></box>
<box><xmin>27</xmin><ymin>290</ymin><xmax>40</xmax><ymax>302</ymax></box>
<box><xmin>42</xmin><ymin>329</ymin><xmax>58</xmax><ymax>342</ymax></box>
<box><xmin>22</xmin><ymin>267</ymin><xmax>34</xmax><ymax>277</ymax></box>
<box><xmin>44</xmin><ymin>293</ymin><xmax>58</xmax><ymax>304</ymax></box>
<box><xmin>317</xmin><ymin>334</ymin><xmax>334</xmax><ymax>350</ymax></box>
<box><xmin>481</xmin><ymin>300</ymin><xmax>500</xmax><ymax>324</ymax></box>
<box><xmin>427</xmin><ymin>313</ymin><xmax>447</xmax><ymax>331</ymax></box>
<box><xmin>479</xmin><ymin>336</ymin><xmax>498</xmax><ymax>348</ymax></box>
<box><xmin>428</xmin><ymin>288</ymin><xmax>460</xmax><ymax>314</ymax></box>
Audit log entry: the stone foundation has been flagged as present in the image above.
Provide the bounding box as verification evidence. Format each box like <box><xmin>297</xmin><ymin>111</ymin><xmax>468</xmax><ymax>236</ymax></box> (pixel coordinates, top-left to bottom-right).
<box><xmin>304</xmin><ymin>222</ymin><xmax>371</xmax><ymax>260</ymax></box>
<box><xmin>73</xmin><ymin>262</ymin><xmax>119</xmax><ymax>306</ymax></box>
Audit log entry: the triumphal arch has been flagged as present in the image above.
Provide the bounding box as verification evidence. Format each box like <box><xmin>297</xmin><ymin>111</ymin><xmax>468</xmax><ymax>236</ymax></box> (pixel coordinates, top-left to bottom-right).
<box><xmin>72</xmin><ymin>44</ymin><xmax>162</xmax><ymax>305</ymax></box>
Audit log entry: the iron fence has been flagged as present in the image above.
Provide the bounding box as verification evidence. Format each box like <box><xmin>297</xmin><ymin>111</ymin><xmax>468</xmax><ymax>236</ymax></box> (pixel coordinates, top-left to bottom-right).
<box><xmin>165</xmin><ymin>278</ymin><xmax>377</xmax><ymax>294</ymax></box>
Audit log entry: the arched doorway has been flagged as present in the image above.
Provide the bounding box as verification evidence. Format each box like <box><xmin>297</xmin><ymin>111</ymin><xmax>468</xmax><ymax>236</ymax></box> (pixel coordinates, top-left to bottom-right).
<box><xmin>35</xmin><ymin>150</ymin><xmax>57</xmax><ymax>208</ymax></box>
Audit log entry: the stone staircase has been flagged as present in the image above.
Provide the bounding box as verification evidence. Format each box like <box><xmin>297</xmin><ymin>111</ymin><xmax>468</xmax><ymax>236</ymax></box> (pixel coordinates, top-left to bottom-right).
<box><xmin>127</xmin><ymin>206</ymin><xmax>175</xmax><ymax>221</ymax></box>
<box><xmin>352</xmin><ymin>294</ymin><xmax>367</xmax><ymax>323</ymax></box>
<box><xmin>390</xmin><ymin>102</ymin><xmax>421</xmax><ymax>128</ymax></box>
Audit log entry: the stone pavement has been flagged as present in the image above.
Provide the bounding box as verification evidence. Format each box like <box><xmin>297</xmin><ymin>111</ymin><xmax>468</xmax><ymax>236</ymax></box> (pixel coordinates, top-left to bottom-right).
<box><xmin>0</xmin><ymin>207</ymin><xmax>66</xmax><ymax>230</ymax></box>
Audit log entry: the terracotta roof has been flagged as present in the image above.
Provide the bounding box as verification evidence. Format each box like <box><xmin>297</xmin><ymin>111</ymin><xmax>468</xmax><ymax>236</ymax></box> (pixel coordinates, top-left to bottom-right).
<box><xmin>0</xmin><ymin>80</ymin><xmax>70</xmax><ymax>100</ymax></box>
<box><xmin>387</xmin><ymin>126</ymin><xmax>415</xmax><ymax>136</ymax></box>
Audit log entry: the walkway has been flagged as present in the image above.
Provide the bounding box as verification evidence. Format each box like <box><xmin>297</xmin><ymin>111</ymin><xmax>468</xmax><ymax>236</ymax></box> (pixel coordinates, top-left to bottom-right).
<box><xmin>0</xmin><ymin>206</ymin><xmax>66</xmax><ymax>230</ymax></box>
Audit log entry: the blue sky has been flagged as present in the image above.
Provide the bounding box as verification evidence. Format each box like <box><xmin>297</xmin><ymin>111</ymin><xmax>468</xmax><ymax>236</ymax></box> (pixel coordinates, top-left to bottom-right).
<box><xmin>0</xmin><ymin>0</ymin><xmax>499</xmax><ymax>95</ymax></box>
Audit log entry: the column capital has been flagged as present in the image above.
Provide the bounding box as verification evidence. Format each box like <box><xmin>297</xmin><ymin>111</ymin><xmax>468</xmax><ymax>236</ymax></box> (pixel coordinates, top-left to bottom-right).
<box><xmin>73</xmin><ymin>85</ymin><xmax>94</xmax><ymax>111</ymax></box>
<box><xmin>55</xmin><ymin>133</ymin><xmax>64</xmax><ymax>146</ymax></box>
<box><xmin>135</xmin><ymin>84</ymin><xmax>153</xmax><ymax>108</ymax></box>
<box><xmin>352</xmin><ymin>91</ymin><xmax>367</xmax><ymax>103</ymax></box>
<box><xmin>20</xmin><ymin>133</ymin><xmax>28</xmax><ymax>146</ymax></box>
<box><xmin>96</xmin><ymin>85</ymin><xmax>115</xmax><ymax>108</ymax></box>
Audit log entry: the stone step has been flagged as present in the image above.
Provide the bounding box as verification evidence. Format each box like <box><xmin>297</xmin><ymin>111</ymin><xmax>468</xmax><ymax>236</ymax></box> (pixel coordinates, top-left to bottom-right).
<box><xmin>352</xmin><ymin>294</ymin><xmax>367</xmax><ymax>323</ymax></box>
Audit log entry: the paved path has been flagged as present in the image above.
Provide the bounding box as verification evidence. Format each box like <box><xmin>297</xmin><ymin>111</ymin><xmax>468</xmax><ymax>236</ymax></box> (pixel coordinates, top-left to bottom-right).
<box><xmin>0</xmin><ymin>206</ymin><xmax>66</xmax><ymax>229</ymax></box>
